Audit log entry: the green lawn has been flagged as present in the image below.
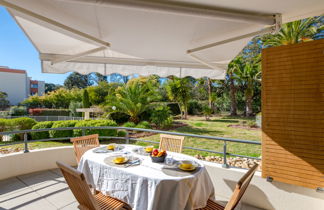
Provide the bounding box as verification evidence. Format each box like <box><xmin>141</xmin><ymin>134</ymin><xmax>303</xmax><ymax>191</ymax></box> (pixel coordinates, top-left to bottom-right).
<box><xmin>135</xmin><ymin>116</ymin><xmax>261</xmax><ymax>158</ymax></box>
<box><xmin>0</xmin><ymin>116</ymin><xmax>261</xmax><ymax>158</ymax></box>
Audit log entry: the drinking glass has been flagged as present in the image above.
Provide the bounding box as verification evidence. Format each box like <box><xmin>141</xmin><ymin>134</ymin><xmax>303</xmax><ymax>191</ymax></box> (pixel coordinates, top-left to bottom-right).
<box><xmin>165</xmin><ymin>155</ymin><xmax>173</xmax><ymax>166</ymax></box>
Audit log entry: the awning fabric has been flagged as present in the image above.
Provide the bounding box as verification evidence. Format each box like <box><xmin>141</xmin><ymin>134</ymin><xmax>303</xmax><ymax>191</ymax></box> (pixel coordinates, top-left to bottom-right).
<box><xmin>2</xmin><ymin>0</ymin><xmax>323</xmax><ymax>79</ymax></box>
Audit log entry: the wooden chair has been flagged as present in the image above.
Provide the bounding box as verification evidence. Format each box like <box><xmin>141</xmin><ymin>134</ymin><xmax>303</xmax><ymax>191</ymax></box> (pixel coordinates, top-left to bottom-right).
<box><xmin>197</xmin><ymin>164</ymin><xmax>259</xmax><ymax>210</ymax></box>
<box><xmin>159</xmin><ymin>134</ymin><xmax>184</xmax><ymax>153</ymax></box>
<box><xmin>57</xmin><ymin>161</ymin><xmax>132</xmax><ymax>210</ymax></box>
<box><xmin>71</xmin><ymin>134</ymin><xmax>100</xmax><ymax>163</ymax></box>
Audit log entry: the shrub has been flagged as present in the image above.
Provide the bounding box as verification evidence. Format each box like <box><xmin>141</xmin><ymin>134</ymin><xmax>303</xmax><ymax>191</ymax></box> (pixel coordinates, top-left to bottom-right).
<box><xmin>73</xmin><ymin>120</ymin><xmax>117</xmax><ymax>137</ymax></box>
<box><xmin>11</xmin><ymin>117</ymin><xmax>37</xmax><ymax>130</ymax></box>
<box><xmin>31</xmin><ymin>121</ymin><xmax>54</xmax><ymax>140</ymax></box>
<box><xmin>29</xmin><ymin>108</ymin><xmax>70</xmax><ymax>116</ymax></box>
<box><xmin>122</xmin><ymin>122</ymin><xmax>136</xmax><ymax>128</ymax></box>
<box><xmin>8</xmin><ymin>117</ymin><xmax>37</xmax><ymax>140</ymax></box>
<box><xmin>9</xmin><ymin>106</ymin><xmax>27</xmax><ymax>116</ymax></box>
<box><xmin>167</xmin><ymin>103</ymin><xmax>181</xmax><ymax>115</ymax></box>
<box><xmin>0</xmin><ymin>119</ymin><xmax>9</xmax><ymax>141</ymax></box>
<box><xmin>188</xmin><ymin>100</ymin><xmax>202</xmax><ymax>115</ymax></box>
<box><xmin>109</xmin><ymin>112</ymin><xmax>129</xmax><ymax>124</ymax></box>
<box><xmin>150</xmin><ymin>105</ymin><xmax>173</xmax><ymax>128</ymax></box>
<box><xmin>117</xmin><ymin>130</ymin><xmax>127</xmax><ymax>137</ymax></box>
<box><xmin>136</xmin><ymin>121</ymin><xmax>151</xmax><ymax>129</ymax></box>
<box><xmin>202</xmin><ymin>105</ymin><xmax>212</xmax><ymax>120</ymax></box>
<box><xmin>49</xmin><ymin>120</ymin><xmax>78</xmax><ymax>138</ymax></box>
<box><xmin>247</xmin><ymin>121</ymin><xmax>258</xmax><ymax>128</ymax></box>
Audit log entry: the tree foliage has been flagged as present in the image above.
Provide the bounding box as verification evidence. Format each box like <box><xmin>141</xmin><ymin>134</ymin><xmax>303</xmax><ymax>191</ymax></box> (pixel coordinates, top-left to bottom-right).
<box><xmin>106</xmin><ymin>80</ymin><xmax>157</xmax><ymax>123</ymax></box>
<box><xmin>64</xmin><ymin>72</ymin><xmax>93</xmax><ymax>89</ymax></box>
<box><xmin>0</xmin><ymin>91</ymin><xmax>10</xmax><ymax>110</ymax></box>
<box><xmin>165</xmin><ymin>77</ymin><xmax>192</xmax><ymax>119</ymax></box>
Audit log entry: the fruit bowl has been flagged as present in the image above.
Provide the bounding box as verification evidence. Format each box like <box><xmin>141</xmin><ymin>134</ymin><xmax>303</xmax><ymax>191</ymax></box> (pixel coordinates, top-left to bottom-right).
<box><xmin>150</xmin><ymin>155</ymin><xmax>166</xmax><ymax>163</ymax></box>
<box><xmin>150</xmin><ymin>149</ymin><xmax>167</xmax><ymax>163</ymax></box>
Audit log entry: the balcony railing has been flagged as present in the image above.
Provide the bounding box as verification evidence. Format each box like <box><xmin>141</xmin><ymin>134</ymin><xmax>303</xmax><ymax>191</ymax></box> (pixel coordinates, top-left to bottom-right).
<box><xmin>0</xmin><ymin>126</ymin><xmax>261</xmax><ymax>168</ymax></box>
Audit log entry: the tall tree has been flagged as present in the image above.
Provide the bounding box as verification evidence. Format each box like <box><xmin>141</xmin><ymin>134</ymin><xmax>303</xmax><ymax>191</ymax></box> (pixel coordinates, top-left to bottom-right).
<box><xmin>233</xmin><ymin>57</ymin><xmax>261</xmax><ymax>116</ymax></box>
<box><xmin>64</xmin><ymin>72</ymin><xmax>93</xmax><ymax>89</ymax></box>
<box><xmin>82</xmin><ymin>89</ymin><xmax>90</xmax><ymax>108</ymax></box>
<box><xmin>166</xmin><ymin>77</ymin><xmax>192</xmax><ymax>119</ymax></box>
<box><xmin>45</xmin><ymin>83</ymin><xmax>62</xmax><ymax>93</ymax></box>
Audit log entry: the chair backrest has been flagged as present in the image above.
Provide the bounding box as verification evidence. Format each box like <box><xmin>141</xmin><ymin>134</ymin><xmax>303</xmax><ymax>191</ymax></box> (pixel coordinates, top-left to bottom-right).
<box><xmin>225</xmin><ymin>164</ymin><xmax>259</xmax><ymax>210</ymax></box>
<box><xmin>56</xmin><ymin>161</ymin><xmax>100</xmax><ymax>210</ymax></box>
<box><xmin>159</xmin><ymin>134</ymin><xmax>184</xmax><ymax>153</ymax></box>
<box><xmin>71</xmin><ymin>134</ymin><xmax>99</xmax><ymax>163</ymax></box>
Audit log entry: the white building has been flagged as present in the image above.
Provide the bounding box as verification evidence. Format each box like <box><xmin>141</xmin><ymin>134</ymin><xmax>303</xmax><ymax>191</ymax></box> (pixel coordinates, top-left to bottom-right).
<box><xmin>0</xmin><ymin>66</ymin><xmax>45</xmax><ymax>105</ymax></box>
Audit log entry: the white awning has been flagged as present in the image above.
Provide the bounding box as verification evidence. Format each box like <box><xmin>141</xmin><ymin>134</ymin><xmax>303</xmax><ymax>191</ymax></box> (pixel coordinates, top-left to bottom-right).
<box><xmin>1</xmin><ymin>0</ymin><xmax>323</xmax><ymax>79</ymax></box>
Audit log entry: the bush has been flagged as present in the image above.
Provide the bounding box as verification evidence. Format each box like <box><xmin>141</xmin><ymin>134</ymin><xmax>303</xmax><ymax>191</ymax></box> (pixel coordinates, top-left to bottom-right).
<box><xmin>49</xmin><ymin>120</ymin><xmax>78</xmax><ymax>138</ymax></box>
<box><xmin>117</xmin><ymin>130</ymin><xmax>127</xmax><ymax>137</ymax></box>
<box><xmin>110</xmin><ymin>112</ymin><xmax>130</xmax><ymax>124</ymax></box>
<box><xmin>136</xmin><ymin>121</ymin><xmax>151</xmax><ymax>129</ymax></box>
<box><xmin>122</xmin><ymin>122</ymin><xmax>136</xmax><ymax>128</ymax></box>
<box><xmin>73</xmin><ymin>120</ymin><xmax>117</xmax><ymax>137</ymax></box>
<box><xmin>31</xmin><ymin>121</ymin><xmax>54</xmax><ymax>140</ymax></box>
<box><xmin>9</xmin><ymin>106</ymin><xmax>27</xmax><ymax>116</ymax></box>
<box><xmin>150</xmin><ymin>106</ymin><xmax>173</xmax><ymax>128</ymax></box>
<box><xmin>167</xmin><ymin>103</ymin><xmax>181</xmax><ymax>115</ymax></box>
<box><xmin>11</xmin><ymin>117</ymin><xmax>37</xmax><ymax>130</ymax></box>
<box><xmin>29</xmin><ymin>108</ymin><xmax>70</xmax><ymax>116</ymax></box>
<box><xmin>188</xmin><ymin>100</ymin><xmax>203</xmax><ymax>115</ymax></box>
<box><xmin>202</xmin><ymin>105</ymin><xmax>212</xmax><ymax>120</ymax></box>
<box><xmin>0</xmin><ymin>119</ymin><xmax>9</xmax><ymax>141</ymax></box>
<box><xmin>9</xmin><ymin>117</ymin><xmax>37</xmax><ymax>140</ymax></box>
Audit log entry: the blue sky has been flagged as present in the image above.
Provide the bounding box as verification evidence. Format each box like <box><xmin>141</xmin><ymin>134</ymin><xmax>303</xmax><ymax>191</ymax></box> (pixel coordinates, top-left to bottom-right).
<box><xmin>0</xmin><ymin>6</ymin><xmax>70</xmax><ymax>85</ymax></box>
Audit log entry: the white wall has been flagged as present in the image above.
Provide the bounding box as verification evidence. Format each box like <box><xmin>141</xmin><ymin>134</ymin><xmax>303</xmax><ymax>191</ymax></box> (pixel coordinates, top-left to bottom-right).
<box><xmin>0</xmin><ymin>147</ymin><xmax>76</xmax><ymax>180</ymax></box>
<box><xmin>0</xmin><ymin>71</ymin><xmax>27</xmax><ymax>105</ymax></box>
<box><xmin>37</xmin><ymin>80</ymin><xmax>45</xmax><ymax>96</ymax></box>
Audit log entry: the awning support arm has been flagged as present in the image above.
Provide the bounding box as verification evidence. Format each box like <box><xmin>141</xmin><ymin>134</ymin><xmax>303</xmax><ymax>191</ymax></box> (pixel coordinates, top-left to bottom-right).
<box><xmin>188</xmin><ymin>54</ymin><xmax>227</xmax><ymax>70</ymax></box>
<box><xmin>50</xmin><ymin>46</ymin><xmax>107</xmax><ymax>65</ymax></box>
<box><xmin>0</xmin><ymin>0</ymin><xmax>111</xmax><ymax>48</ymax></box>
<box><xmin>187</xmin><ymin>26</ymin><xmax>276</xmax><ymax>54</ymax></box>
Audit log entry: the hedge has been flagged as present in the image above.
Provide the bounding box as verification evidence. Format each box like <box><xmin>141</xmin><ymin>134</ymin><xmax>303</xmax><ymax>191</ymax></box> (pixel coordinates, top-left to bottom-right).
<box><xmin>31</xmin><ymin>121</ymin><xmax>54</xmax><ymax>140</ymax></box>
<box><xmin>73</xmin><ymin>120</ymin><xmax>117</xmax><ymax>137</ymax></box>
<box><xmin>49</xmin><ymin>120</ymin><xmax>78</xmax><ymax>138</ymax></box>
<box><xmin>29</xmin><ymin>108</ymin><xmax>70</xmax><ymax>116</ymax></box>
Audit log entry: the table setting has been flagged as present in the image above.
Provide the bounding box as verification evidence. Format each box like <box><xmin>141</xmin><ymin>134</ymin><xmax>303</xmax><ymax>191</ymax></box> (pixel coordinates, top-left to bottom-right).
<box><xmin>78</xmin><ymin>144</ymin><xmax>215</xmax><ymax>210</ymax></box>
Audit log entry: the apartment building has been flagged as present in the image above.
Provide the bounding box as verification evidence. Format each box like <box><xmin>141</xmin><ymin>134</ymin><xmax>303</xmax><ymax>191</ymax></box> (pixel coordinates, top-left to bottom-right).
<box><xmin>0</xmin><ymin>66</ymin><xmax>45</xmax><ymax>105</ymax></box>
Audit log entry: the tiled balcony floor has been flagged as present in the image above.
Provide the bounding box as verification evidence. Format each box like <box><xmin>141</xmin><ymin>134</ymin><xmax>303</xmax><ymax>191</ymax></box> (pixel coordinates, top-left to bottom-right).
<box><xmin>0</xmin><ymin>169</ymin><xmax>77</xmax><ymax>210</ymax></box>
<box><xmin>0</xmin><ymin>169</ymin><xmax>262</xmax><ymax>210</ymax></box>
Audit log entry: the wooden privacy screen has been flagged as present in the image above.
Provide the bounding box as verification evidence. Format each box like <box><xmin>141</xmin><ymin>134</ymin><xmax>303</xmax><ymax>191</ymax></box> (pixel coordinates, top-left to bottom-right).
<box><xmin>261</xmin><ymin>39</ymin><xmax>324</xmax><ymax>189</ymax></box>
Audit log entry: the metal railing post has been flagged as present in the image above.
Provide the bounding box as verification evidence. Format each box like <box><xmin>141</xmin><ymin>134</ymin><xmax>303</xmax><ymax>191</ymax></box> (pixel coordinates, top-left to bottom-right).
<box><xmin>125</xmin><ymin>130</ymin><xmax>130</xmax><ymax>144</ymax></box>
<box><xmin>82</xmin><ymin>129</ymin><xmax>85</xmax><ymax>136</ymax></box>
<box><xmin>222</xmin><ymin>141</ymin><xmax>229</xmax><ymax>168</ymax></box>
<box><xmin>23</xmin><ymin>132</ymin><xmax>29</xmax><ymax>153</ymax></box>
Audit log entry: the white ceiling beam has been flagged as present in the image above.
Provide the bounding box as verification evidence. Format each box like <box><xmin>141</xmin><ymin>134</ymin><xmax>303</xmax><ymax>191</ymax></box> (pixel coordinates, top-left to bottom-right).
<box><xmin>58</xmin><ymin>0</ymin><xmax>276</xmax><ymax>25</ymax></box>
<box><xmin>187</xmin><ymin>26</ymin><xmax>276</xmax><ymax>54</ymax></box>
<box><xmin>0</xmin><ymin>0</ymin><xmax>110</xmax><ymax>48</ymax></box>
<box><xmin>40</xmin><ymin>53</ymin><xmax>210</xmax><ymax>69</ymax></box>
<box><xmin>50</xmin><ymin>47</ymin><xmax>107</xmax><ymax>65</ymax></box>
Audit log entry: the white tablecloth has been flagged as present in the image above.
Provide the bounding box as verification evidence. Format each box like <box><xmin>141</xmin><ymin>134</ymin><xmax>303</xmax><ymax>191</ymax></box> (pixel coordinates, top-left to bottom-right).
<box><xmin>78</xmin><ymin>145</ymin><xmax>214</xmax><ymax>210</ymax></box>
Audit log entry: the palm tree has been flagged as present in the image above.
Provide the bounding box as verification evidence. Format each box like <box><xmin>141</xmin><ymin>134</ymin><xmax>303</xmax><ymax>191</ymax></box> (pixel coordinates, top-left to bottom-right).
<box><xmin>233</xmin><ymin>57</ymin><xmax>261</xmax><ymax>116</ymax></box>
<box><xmin>264</xmin><ymin>17</ymin><xmax>322</xmax><ymax>47</ymax></box>
<box><xmin>166</xmin><ymin>77</ymin><xmax>192</xmax><ymax>119</ymax></box>
<box><xmin>227</xmin><ymin>57</ymin><xmax>245</xmax><ymax>116</ymax></box>
<box><xmin>106</xmin><ymin>82</ymin><xmax>156</xmax><ymax>123</ymax></box>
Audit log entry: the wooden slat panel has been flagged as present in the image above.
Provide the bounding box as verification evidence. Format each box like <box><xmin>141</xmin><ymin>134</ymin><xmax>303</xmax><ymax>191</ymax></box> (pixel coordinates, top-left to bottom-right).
<box><xmin>261</xmin><ymin>39</ymin><xmax>324</xmax><ymax>189</ymax></box>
